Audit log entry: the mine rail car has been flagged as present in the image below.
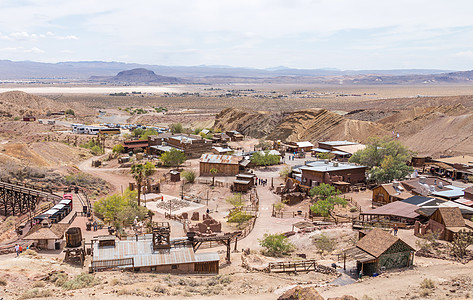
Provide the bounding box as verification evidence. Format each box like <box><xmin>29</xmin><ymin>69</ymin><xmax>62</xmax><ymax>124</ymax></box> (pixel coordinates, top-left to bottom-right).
<box><xmin>0</xmin><ymin>180</ymin><xmax>62</xmax><ymax>218</ymax></box>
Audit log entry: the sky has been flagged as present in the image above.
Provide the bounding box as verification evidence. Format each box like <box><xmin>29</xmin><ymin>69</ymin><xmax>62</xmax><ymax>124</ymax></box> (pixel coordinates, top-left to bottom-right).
<box><xmin>1</xmin><ymin>0</ymin><xmax>473</xmax><ymax>70</ymax></box>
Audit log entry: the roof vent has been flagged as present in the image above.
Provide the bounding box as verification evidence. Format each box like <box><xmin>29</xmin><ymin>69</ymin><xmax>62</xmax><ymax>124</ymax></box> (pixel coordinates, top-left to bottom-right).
<box><xmin>419</xmin><ymin>176</ymin><xmax>426</xmax><ymax>184</ymax></box>
<box><xmin>438</xmin><ymin>181</ymin><xmax>443</xmax><ymax>189</ymax></box>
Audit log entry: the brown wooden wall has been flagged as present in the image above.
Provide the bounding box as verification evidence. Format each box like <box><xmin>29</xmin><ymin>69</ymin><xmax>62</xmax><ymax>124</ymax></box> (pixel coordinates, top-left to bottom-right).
<box><xmin>372</xmin><ymin>186</ymin><xmax>389</xmax><ymax>204</ymax></box>
<box><xmin>200</xmin><ymin>162</ymin><xmax>239</xmax><ymax>176</ymax></box>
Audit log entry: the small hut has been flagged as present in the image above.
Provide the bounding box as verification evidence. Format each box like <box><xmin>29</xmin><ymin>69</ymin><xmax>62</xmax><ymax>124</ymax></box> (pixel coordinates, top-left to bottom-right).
<box><xmin>428</xmin><ymin>207</ymin><xmax>469</xmax><ymax>241</ymax></box>
<box><xmin>345</xmin><ymin>228</ymin><xmax>415</xmax><ymax>276</ymax></box>
<box><xmin>24</xmin><ymin>221</ymin><xmax>68</xmax><ymax>250</ymax></box>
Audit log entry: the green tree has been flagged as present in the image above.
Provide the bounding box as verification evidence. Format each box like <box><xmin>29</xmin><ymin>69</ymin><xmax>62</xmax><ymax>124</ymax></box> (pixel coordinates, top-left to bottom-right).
<box><xmin>94</xmin><ymin>189</ymin><xmax>148</xmax><ymax>228</ymax></box>
<box><xmin>130</xmin><ymin>162</ymin><xmax>154</xmax><ymax>206</ymax></box>
<box><xmin>349</xmin><ymin>136</ymin><xmax>414</xmax><ymax>183</ymax></box>
<box><xmin>170</xmin><ymin>123</ymin><xmax>183</xmax><ymax>134</ymax></box>
<box><xmin>210</xmin><ymin>168</ymin><xmax>218</xmax><ymax>186</ymax></box>
<box><xmin>181</xmin><ymin>170</ymin><xmax>196</xmax><ymax>183</ymax></box>
<box><xmin>251</xmin><ymin>151</ymin><xmax>280</xmax><ymax>167</ymax></box>
<box><xmin>279</xmin><ymin>165</ymin><xmax>292</xmax><ymax>179</ymax></box>
<box><xmin>160</xmin><ymin>149</ymin><xmax>186</xmax><ymax>167</ymax></box>
<box><xmin>309</xmin><ymin>183</ymin><xmax>347</xmax><ymax>220</ymax></box>
<box><xmin>259</xmin><ymin>233</ymin><xmax>295</xmax><ymax>257</ymax></box>
<box><xmin>65</xmin><ymin>109</ymin><xmax>75</xmax><ymax>116</ymax></box>
<box><xmin>112</xmin><ymin>144</ymin><xmax>125</xmax><ymax>154</ymax></box>
<box><xmin>226</xmin><ymin>193</ymin><xmax>244</xmax><ymax>208</ymax></box>
<box><xmin>313</xmin><ymin>233</ymin><xmax>336</xmax><ymax>254</ymax></box>
<box><xmin>317</xmin><ymin>152</ymin><xmax>335</xmax><ymax>160</ymax></box>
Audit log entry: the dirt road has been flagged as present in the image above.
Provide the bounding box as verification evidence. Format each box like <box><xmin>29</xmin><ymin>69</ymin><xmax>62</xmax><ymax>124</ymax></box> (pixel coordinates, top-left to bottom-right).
<box><xmin>77</xmin><ymin>152</ymin><xmax>131</xmax><ymax>194</ymax></box>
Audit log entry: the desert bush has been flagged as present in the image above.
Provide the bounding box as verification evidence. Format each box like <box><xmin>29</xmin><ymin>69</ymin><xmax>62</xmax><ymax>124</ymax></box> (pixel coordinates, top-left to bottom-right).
<box><xmin>61</xmin><ymin>273</ymin><xmax>100</xmax><ymax>290</ymax></box>
<box><xmin>313</xmin><ymin>233</ymin><xmax>336</xmax><ymax>254</ymax></box>
<box><xmin>20</xmin><ymin>288</ymin><xmax>52</xmax><ymax>299</ymax></box>
<box><xmin>32</xmin><ymin>281</ymin><xmax>45</xmax><ymax>288</ymax></box>
<box><xmin>274</xmin><ymin>201</ymin><xmax>285</xmax><ymax>213</ymax></box>
<box><xmin>0</xmin><ymin>277</ymin><xmax>7</xmax><ymax>286</ymax></box>
<box><xmin>49</xmin><ymin>271</ymin><xmax>68</xmax><ymax>287</ymax></box>
<box><xmin>21</xmin><ymin>249</ymin><xmax>38</xmax><ymax>257</ymax></box>
<box><xmin>279</xmin><ymin>165</ymin><xmax>292</xmax><ymax>179</ymax></box>
<box><xmin>112</xmin><ymin>144</ymin><xmax>125</xmax><ymax>154</ymax></box>
<box><xmin>259</xmin><ymin>233</ymin><xmax>295</xmax><ymax>257</ymax></box>
<box><xmin>349</xmin><ymin>206</ymin><xmax>358</xmax><ymax>212</ymax></box>
<box><xmin>420</xmin><ymin>278</ymin><xmax>435</xmax><ymax>289</ymax></box>
<box><xmin>207</xmin><ymin>275</ymin><xmax>231</xmax><ymax>286</ymax></box>
<box><xmin>182</xmin><ymin>170</ymin><xmax>196</xmax><ymax>183</ymax></box>
<box><xmin>153</xmin><ymin>285</ymin><xmax>168</xmax><ymax>294</ymax></box>
<box><xmin>170</xmin><ymin>123</ymin><xmax>183</xmax><ymax>133</ymax></box>
<box><xmin>227</xmin><ymin>210</ymin><xmax>253</xmax><ymax>227</ymax></box>
<box><xmin>110</xmin><ymin>278</ymin><xmax>121</xmax><ymax>286</ymax></box>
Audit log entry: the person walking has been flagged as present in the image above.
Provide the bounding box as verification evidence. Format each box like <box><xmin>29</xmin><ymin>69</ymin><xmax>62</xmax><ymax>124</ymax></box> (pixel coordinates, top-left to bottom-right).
<box><xmin>15</xmin><ymin>244</ymin><xmax>20</xmax><ymax>257</ymax></box>
<box><xmin>393</xmin><ymin>224</ymin><xmax>398</xmax><ymax>236</ymax></box>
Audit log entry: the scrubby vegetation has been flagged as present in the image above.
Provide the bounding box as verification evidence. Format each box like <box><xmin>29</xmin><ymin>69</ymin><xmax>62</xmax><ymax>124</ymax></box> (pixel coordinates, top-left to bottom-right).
<box><xmin>94</xmin><ymin>189</ymin><xmax>149</xmax><ymax>229</ymax></box>
<box><xmin>182</xmin><ymin>170</ymin><xmax>196</xmax><ymax>183</ymax></box>
<box><xmin>259</xmin><ymin>233</ymin><xmax>295</xmax><ymax>257</ymax></box>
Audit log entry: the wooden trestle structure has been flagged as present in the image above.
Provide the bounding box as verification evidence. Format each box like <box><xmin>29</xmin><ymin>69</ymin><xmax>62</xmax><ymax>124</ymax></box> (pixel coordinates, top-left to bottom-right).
<box><xmin>0</xmin><ymin>180</ymin><xmax>61</xmax><ymax>216</ymax></box>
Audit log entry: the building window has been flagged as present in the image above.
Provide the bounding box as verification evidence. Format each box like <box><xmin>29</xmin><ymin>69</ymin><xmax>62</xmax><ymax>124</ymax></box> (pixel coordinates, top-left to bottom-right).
<box><xmin>171</xmin><ymin>264</ymin><xmax>178</xmax><ymax>270</ymax></box>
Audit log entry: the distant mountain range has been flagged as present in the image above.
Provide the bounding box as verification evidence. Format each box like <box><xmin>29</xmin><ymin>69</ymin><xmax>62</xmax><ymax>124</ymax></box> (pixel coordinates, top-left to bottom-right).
<box><xmin>0</xmin><ymin>59</ymin><xmax>473</xmax><ymax>85</ymax></box>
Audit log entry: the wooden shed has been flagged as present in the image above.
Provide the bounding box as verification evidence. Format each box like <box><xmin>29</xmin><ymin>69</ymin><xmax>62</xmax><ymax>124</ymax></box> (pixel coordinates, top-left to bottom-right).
<box><xmin>199</xmin><ymin>154</ymin><xmax>243</xmax><ymax>176</ymax></box>
<box><xmin>345</xmin><ymin>228</ymin><xmax>415</xmax><ymax>276</ymax></box>
<box><xmin>372</xmin><ymin>183</ymin><xmax>412</xmax><ymax>206</ymax></box>
<box><xmin>428</xmin><ymin>207</ymin><xmax>469</xmax><ymax>241</ymax></box>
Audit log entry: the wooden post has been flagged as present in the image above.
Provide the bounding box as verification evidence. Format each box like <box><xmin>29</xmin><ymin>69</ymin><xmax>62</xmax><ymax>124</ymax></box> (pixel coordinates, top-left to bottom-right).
<box><xmin>343</xmin><ymin>252</ymin><xmax>346</xmax><ymax>270</ymax></box>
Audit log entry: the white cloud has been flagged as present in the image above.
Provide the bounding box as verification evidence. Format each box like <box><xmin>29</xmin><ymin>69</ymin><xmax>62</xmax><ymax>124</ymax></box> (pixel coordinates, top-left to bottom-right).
<box><xmin>454</xmin><ymin>51</ymin><xmax>473</xmax><ymax>59</ymax></box>
<box><xmin>0</xmin><ymin>46</ymin><xmax>44</xmax><ymax>53</ymax></box>
<box><xmin>0</xmin><ymin>0</ymin><xmax>473</xmax><ymax>69</ymax></box>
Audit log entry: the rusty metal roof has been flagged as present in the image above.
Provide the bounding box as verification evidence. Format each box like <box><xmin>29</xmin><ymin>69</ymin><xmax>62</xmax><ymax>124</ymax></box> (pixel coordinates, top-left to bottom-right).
<box><xmin>360</xmin><ymin>201</ymin><xmax>420</xmax><ymax>219</ymax></box>
<box><xmin>92</xmin><ymin>239</ymin><xmax>218</xmax><ymax>268</ymax></box>
<box><xmin>200</xmin><ymin>154</ymin><xmax>241</xmax><ymax>165</ymax></box>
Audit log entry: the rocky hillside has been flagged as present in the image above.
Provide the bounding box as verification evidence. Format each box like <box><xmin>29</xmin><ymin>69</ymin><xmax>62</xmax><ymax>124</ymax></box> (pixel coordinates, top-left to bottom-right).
<box><xmin>214</xmin><ymin>107</ymin><xmax>387</xmax><ymax>143</ymax></box>
<box><xmin>0</xmin><ymin>91</ymin><xmax>92</xmax><ymax>119</ymax></box>
<box><xmin>213</xmin><ymin>108</ymin><xmax>286</xmax><ymax>138</ymax></box>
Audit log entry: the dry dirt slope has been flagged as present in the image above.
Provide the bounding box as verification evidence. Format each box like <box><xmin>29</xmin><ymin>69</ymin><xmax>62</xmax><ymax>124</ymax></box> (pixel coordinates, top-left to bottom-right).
<box><xmin>214</xmin><ymin>107</ymin><xmax>388</xmax><ymax>143</ymax></box>
<box><xmin>0</xmin><ymin>91</ymin><xmax>92</xmax><ymax>118</ymax></box>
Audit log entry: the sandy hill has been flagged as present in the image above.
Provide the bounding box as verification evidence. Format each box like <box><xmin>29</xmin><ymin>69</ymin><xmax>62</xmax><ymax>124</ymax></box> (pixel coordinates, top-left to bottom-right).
<box><xmin>0</xmin><ymin>91</ymin><xmax>91</xmax><ymax>118</ymax></box>
<box><xmin>214</xmin><ymin>107</ymin><xmax>388</xmax><ymax>143</ymax></box>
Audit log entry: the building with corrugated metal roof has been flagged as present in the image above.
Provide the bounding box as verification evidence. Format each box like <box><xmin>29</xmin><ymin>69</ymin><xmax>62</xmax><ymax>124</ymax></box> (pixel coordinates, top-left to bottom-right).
<box><xmin>91</xmin><ymin>235</ymin><xmax>220</xmax><ymax>274</ymax></box>
<box><xmin>199</xmin><ymin>154</ymin><xmax>244</xmax><ymax>176</ymax></box>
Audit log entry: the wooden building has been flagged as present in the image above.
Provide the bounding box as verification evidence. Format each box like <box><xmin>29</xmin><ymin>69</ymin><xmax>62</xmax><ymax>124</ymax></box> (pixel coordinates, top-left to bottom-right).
<box><xmin>123</xmin><ymin>140</ymin><xmax>149</xmax><ymax>153</ymax></box>
<box><xmin>428</xmin><ymin>207</ymin><xmax>469</xmax><ymax>241</ymax></box>
<box><xmin>358</xmin><ymin>201</ymin><xmax>420</xmax><ymax>226</ymax></box>
<box><xmin>372</xmin><ymin>182</ymin><xmax>412</xmax><ymax>205</ymax></box>
<box><xmin>232</xmin><ymin>174</ymin><xmax>255</xmax><ymax>192</ymax></box>
<box><xmin>225</xmin><ymin>131</ymin><xmax>244</xmax><ymax>141</ymax></box>
<box><xmin>24</xmin><ymin>221</ymin><xmax>68</xmax><ymax>250</ymax></box>
<box><xmin>148</xmin><ymin>134</ymin><xmax>211</xmax><ymax>158</ymax></box>
<box><xmin>285</xmin><ymin>141</ymin><xmax>314</xmax><ymax>153</ymax></box>
<box><xmin>299</xmin><ymin>160</ymin><xmax>366</xmax><ymax>187</ymax></box>
<box><xmin>345</xmin><ymin>228</ymin><xmax>415</xmax><ymax>276</ymax></box>
<box><xmin>91</xmin><ymin>236</ymin><xmax>220</xmax><ymax>274</ymax></box>
<box><xmin>23</xmin><ymin>116</ymin><xmax>36</xmax><ymax>122</ymax></box>
<box><xmin>464</xmin><ymin>186</ymin><xmax>473</xmax><ymax>200</ymax></box>
<box><xmin>199</xmin><ymin>154</ymin><xmax>243</xmax><ymax>176</ymax></box>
